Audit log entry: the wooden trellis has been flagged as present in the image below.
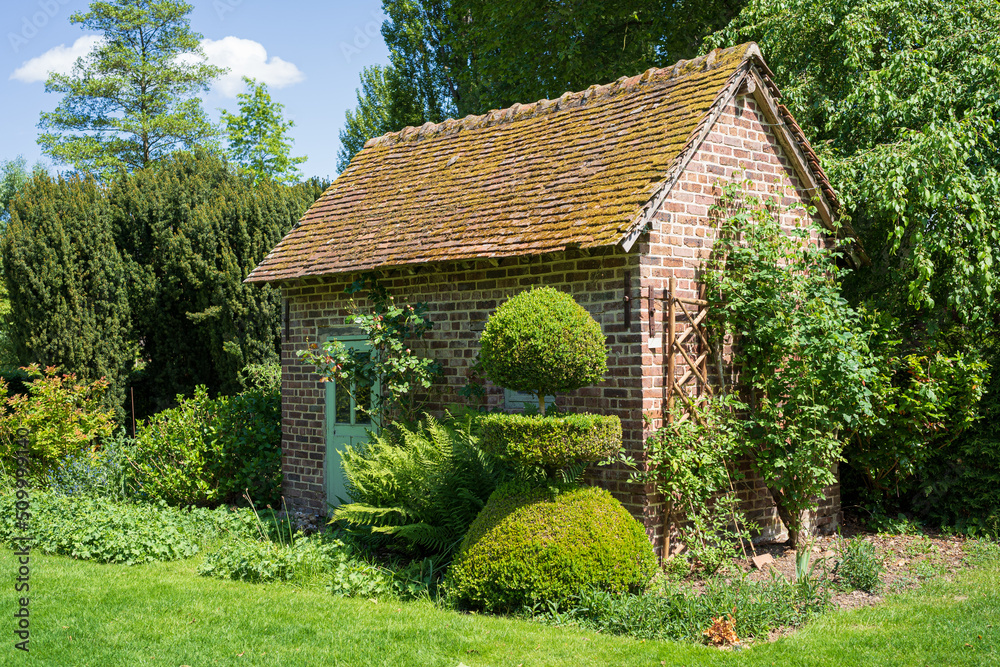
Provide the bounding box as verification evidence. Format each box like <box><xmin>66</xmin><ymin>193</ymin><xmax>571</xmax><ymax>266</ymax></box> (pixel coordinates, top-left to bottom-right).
<box><xmin>664</xmin><ymin>276</ymin><xmax>717</xmax><ymax>425</ymax></box>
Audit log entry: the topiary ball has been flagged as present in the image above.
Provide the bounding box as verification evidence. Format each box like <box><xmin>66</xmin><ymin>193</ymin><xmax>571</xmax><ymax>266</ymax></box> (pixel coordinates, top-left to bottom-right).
<box><xmin>479</xmin><ymin>287</ymin><xmax>608</xmax><ymax>402</ymax></box>
<box><xmin>447</xmin><ymin>482</ymin><xmax>656</xmax><ymax>612</ymax></box>
<box><xmin>479</xmin><ymin>412</ymin><xmax>622</xmax><ymax>470</ymax></box>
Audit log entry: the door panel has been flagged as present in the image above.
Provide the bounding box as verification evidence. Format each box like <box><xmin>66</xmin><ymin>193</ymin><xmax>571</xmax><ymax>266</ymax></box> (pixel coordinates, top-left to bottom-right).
<box><xmin>325</xmin><ymin>339</ymin><xmax>376</xmax><ymax>509</ymax></box>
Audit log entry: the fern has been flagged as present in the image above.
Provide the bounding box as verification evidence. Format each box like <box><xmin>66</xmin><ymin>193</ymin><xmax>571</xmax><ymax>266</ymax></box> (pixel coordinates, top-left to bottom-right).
<box><xmin>331</xmin><ymin>410</ymin><xmax>508</xmax><ymax>559</ymax></box>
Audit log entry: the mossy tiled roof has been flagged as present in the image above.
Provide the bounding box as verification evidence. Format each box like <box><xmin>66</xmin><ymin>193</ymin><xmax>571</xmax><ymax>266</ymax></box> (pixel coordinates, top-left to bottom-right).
<box><xmin>248</xmin><ymin>43</ymin><xmax>830</xmax><ymax>283</ymax></box>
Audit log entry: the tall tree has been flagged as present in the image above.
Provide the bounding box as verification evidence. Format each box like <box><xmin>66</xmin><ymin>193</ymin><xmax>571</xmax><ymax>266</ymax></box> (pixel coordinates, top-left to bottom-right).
<box><xmin>221</xmin><ymin>77</ymin><xmax>307</xmax><ymax>183</ymax></box>
<box><xmin>37</xmin><ymin>0</ymin><xmax>224</xmax><ymax>177</ymax></box>
<box><xmin>1</xmin><ymin>157</ymin><xmax>41</xmax><ymax>229</ymax></box>
<box><xmin>1</xmin><ymin>173</ymin><xmax>133</xmax><ymax>412</ymax></box>
<box><xmin>0</xmin><ymin>156</ymin><xmax>46</xmax><ymax>369</ymax></box>
<box><xmin>706</xmin><ymin>0</ymin><xmax>1000</xmax><ymax>523</ymax></box>
<box><xmin>337</xmin><ymin>0</ymin><xmax>746</xmax><ymax>170</ymax></box>
<box><xmin>337</xmin><ymin>65</ymin><xmax>424</xmax><ymax>172</ymax></box>
<box><xmin>706</xmin><ymin>0</ymin><xmax>1000</xmax><ymax>341</ymax></box>
<box><xmin>448</xmin><ymin>0</ymin><xmax>746</xmax><ymax>116</ymax></box>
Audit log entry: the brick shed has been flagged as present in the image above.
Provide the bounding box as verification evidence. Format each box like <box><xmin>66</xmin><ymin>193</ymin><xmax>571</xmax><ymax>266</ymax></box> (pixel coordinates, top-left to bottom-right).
<box><xmin>247</xmin><ymin>42</ymin><xmax>859</xmax><ymax>553</ymax></box>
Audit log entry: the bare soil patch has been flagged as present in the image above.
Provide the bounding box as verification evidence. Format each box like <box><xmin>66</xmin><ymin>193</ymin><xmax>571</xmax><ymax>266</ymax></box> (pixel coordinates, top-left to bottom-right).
<box><xmin>732</xmin><ymin>514</ymin><xmax>970</xmax><ymax>614</ymax></box>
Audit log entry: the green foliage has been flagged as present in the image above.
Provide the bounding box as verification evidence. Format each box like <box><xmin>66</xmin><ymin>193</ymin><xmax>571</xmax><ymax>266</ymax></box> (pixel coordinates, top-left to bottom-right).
<box><xmin>480</xmin><ymin>286</ymin><xmax>607</xmax><ymax>412</ymax></box>
<box><xmin>199</xmin><ymin>531</ymin><xmax>344</xmax><ymax>585</ymax></box>
<box><xmin>333</xmin><ymin>411</ymin><xmax>505</xmax><ymax>558</ymax></box>
<box><xmin>221</xmin><ymin>77</ymin><xmax>306</xmax><ymax>183</ymax></box>
<box><xmin>707</xmin><ymin>0</ymin><xmax>1000</xmax><ymax>335</ymax></box>
<box><xmin>835</xmin><ymin>537</ymin><xmax>884</xmax><ymax>593</ymax></box>
<box><xmin>299</xmin><ymin>275</ymin><xmax>441</xmax><ymax>425</ymax></box>
<box><xmin>0</xmin><ymin>156</ymin><xmax>45</xmax><ymax>227</ymax></box>
<box><xmin>480</xmin><ymin>412</ymin><xmax>621</xmax><ymax>475</ymax></box>
<box><xmin>0</xmin><ymin>490</ymin><xmax>254</xmax><ymax>565</ymax></box>
<box><xmin>917</xmin><ymin>353</ymin><xmax>1000</xmax><ymax>532</ymax></box>
<box><xmin>0</xmin><ymin>365</ymin><xmax>115</xmax><ymax>481</ymax></box>
<box><xmin>704</xmin><ymin>178</ymin><xmax>875</xmax><ymax>544</ymax></box>
<box><xmin>130</xmin><ymin>380</ymin><xmax>281</xmax><ymax>507</ymax></box>
<box><xmin>707</xmin><ymin>0</ymin><xmax>1000</xmax><ymax>531</ymax></box>
<box><xmin>2</xmin><ymin>172</ymin><xmax>133</xmax><ymax>413</ymax></box>
<box><xmin>448</xmin><ymin>0</ymin><xmax>746</xmax><ymax>116</ymax></box>
<box><xmin>526</xmin><ymin>570</ymin><xmax>830</xmax><ymax>643</ymax></box>
<box><xmin>38</xmin><ymin>0</ymin><xmax>223</xmax><ymax>176</ymax></box>
<box><xmin>844</xmin><ymin>312</ymin><xmax>986</xmax><ymax>508</ymax></box>
<box><xmin>199</xmin><ymin>529</ymin><xmax>437</xmax><ymax>599</ymax></box>
<box><xmin>447</xmin><ymin>482</ymin><xmax>656</xmax><ymax>612</ymax></box>
<box><xmin>623</xmin><ymin>395</ymin><xmax>750</xmax><ymax>566</ymax></box>
<box><xmin>130</xmin><ymin>385</ymin><xmax>216</xmax><ymax>504</ymax></box>
<box><xmin>238</xmin><ymin>361</ymin><xmax>282</xmax><ymax>394</ymax></box>
<box><xmin>113</xmin><ymin>150</ymin><xmax>319</xmax><ymax>405</ymax></box>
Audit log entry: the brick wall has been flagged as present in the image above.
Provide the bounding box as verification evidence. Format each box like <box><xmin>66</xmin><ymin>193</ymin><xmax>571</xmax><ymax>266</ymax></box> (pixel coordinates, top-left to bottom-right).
<box><xmin>276</xmin><ymin>88</ymin><xmax>841</xmax><ymax>553</ymax></box>
<box><xmin>637</xmin><ymin>91</ymin><xmax>841</xmax><ymax>547</ymax></box>
<box><xmin>279</xmin><ymin>247</ymin><xmax>647</xmax><ymax>518</ymax></box>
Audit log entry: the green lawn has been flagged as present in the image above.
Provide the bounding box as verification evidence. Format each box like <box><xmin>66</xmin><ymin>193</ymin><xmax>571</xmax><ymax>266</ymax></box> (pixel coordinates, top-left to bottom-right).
<box><xmin>1</xmin><ymin>548</ymin><xmax>997</xmax><ymax>666</ymax></box>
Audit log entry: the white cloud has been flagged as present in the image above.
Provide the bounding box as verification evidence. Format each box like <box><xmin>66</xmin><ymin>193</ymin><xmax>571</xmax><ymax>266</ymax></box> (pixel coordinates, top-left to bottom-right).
<box><xmin>199</xmin><ymin>36</ymin><xmax>305</xmax><ymax>97</ymax></box>
<box><xmin>10</xmin><ymin>35</ymin><xmax>304</xmax><ymax>98</ymax></box>
<box><xmin>10</xmin><ymin>35</ymin><xmax>104</xmax><ymax>83</ymax></box>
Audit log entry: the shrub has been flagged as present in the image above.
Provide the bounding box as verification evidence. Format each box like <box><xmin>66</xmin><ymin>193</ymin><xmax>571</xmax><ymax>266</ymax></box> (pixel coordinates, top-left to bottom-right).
<box><xmin>480</xmin><ymin>412</ymin><xmax>621</xmax><ymax>474</ymax></box>
<box><xmin>333</xmin><ymin>411</ymin><xmax>506</xmax><ymax>557</ymax></box>
<box><xmin>843</xmin><ymin>310</ymin><xmax>987</xmax><ymax>517</ymax></box>
<box><xmin>199</xmin><ymin>529</ymin><xmax>437</xmax><ymax>599</ymax></box>
<box><xmin>0</xmin><ymin>365</ymin><xmax>115</xmax><ymax>481</ymax></box>
<box><xmin>621</xmin><ymin>395</ymin><xmax>752</xmax><ymax>563</ymax></box>
<box><xmin>0</xmin><ymin>490</ymin><xmax>254</xmax><ymax>565</ymax></box>
<box><xmin>480</xmin><ymin>287</ymin><xmax>607</xmax><ymax>412</ymax></box>
<box><xmin>112</xmin><ymin>151</ymin><xmax>324</xmax><ymax>406</ymax></box>
<box><xmin>199</xmin><ymin>532</ymin><xmax>347</xmax><ymax>585</ymax></box>
<box><xmin>130</xmin><ymin>386</ymin><xmax>217</xmax><ymax>505</ymax></box>
<box><xmin>209</xmin><ymin>385</ymin><xmax>282</xmax><ymax>505</ymax></box>
<box><xmin>447</xmin><ymin>482</ymin><xmax>656</xmax><ymax>612</ymax></box>
<box><xmin>835</xmin><ymin>537</ymin><xmax>884</xmax><ymax>593</ymax></box>
<box><xmin>2</xmin><ymin>172</ymin><xmax>132</xmax><ymax>416</ymax></box>
<box><xmin>130</xmin><ymin>380</ymin><xmax>281</xmax><ymax>506</ymax></box>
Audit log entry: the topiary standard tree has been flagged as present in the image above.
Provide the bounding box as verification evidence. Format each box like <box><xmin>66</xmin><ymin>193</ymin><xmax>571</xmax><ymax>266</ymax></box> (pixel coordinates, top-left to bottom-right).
<box><xmin>479</xmin><ymin>286</ymin><xmax>607</xmax><ymax>414</ymax></box>
<box><xmin>448</xmin><ymin>287</ymin><xmax>656</xmax><ymax>611</ymax></box>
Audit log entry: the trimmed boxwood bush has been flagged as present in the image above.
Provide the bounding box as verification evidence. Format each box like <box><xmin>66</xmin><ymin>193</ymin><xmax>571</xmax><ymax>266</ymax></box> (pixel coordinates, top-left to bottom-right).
<box><xmin>480</xmin><ymin>412</ymin><xmax>621</xmax><ymax>472</ymax></box>
<box><xmin>480</xmin><ymin>287</ymin><xmax>607</xmax><ymax>412</ymax></box>
<box><xmin>447</xmin><ymin>481</ymin><xmax>656</xmax><ymax>612</ymax></box>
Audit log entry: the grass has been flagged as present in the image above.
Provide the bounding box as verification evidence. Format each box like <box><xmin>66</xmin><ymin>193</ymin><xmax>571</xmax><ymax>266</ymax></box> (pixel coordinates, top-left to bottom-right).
<box><xmin>1</xmin><ymin>547</ymin><xmax>997</xmax><ymax>666</ymax></box>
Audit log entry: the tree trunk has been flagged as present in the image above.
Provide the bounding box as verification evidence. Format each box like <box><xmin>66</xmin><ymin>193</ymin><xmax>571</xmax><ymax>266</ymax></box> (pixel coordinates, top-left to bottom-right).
<box><xmin>768</xmin><ymin>486</ymin><xmax>801</xmax><ymax>547</ymax></box>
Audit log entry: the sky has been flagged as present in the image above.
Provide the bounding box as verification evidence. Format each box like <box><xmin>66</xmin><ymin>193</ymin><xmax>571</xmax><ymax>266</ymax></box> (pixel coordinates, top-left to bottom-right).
<box><xmin>0</xmin><ymin>0</ymin><xmax>391</xmax><ymax>180</ymax></box>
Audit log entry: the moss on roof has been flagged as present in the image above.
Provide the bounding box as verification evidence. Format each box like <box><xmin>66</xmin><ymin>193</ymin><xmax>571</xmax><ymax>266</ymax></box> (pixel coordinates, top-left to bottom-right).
<box><xmin>248</xmin><ymin>43</ymin><xmax>828</xmax><ymax>283</ymax></box>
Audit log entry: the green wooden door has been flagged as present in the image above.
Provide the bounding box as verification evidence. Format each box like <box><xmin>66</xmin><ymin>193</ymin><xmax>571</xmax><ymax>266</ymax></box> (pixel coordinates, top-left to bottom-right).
<box><xmin>325</xmin><ymin>339</ymin><xmax>376</xmax><ymax>509</ymax></box>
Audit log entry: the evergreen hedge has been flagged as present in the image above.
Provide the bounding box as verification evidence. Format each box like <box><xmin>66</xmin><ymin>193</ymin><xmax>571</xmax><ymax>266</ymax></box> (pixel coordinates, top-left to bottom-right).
<box><xmin>1</xmin><ymin>173</ymin><xmax>132</xmax><ymax>414</ymax></box>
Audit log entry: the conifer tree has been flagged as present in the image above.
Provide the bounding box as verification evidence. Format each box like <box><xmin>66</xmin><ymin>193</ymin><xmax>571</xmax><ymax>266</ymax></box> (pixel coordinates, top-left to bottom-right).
<box><xmin>38</xmin><ymin>0</ymin><xmax>223</xmax><ymax>176</ymax></box>
<box><xmin>111</xmin><ymin>150</ymin><xmax>321</xmax><ymax>405</ymax></box>
<box><xmin>1</xmin><ymin>173</ymin><xmax>132</xmax><ymax>412</ymax></box>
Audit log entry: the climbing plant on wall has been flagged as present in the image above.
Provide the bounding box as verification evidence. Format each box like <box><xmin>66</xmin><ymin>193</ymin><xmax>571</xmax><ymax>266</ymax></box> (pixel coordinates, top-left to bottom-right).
<box><xmin>704</xmin><ymin>178</ymin><xmax>875</xmax><ymax>546</ymax></box>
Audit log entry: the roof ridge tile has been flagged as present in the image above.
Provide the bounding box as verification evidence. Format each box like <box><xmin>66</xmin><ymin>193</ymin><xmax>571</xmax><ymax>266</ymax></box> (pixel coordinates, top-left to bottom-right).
<box><xmin>363</xmin><ymin>43</ymin><xmax>753</xmax><ymax>150</ymax></box>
